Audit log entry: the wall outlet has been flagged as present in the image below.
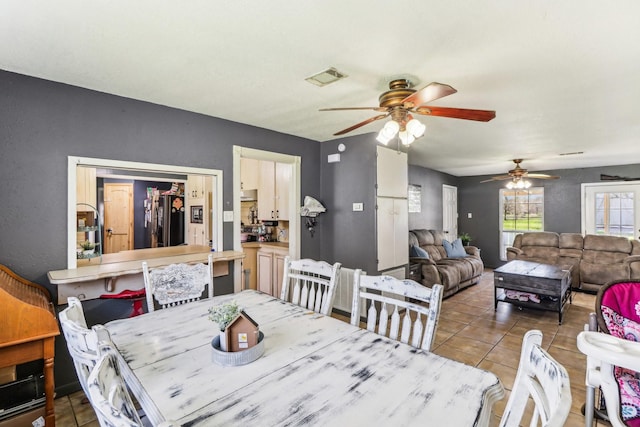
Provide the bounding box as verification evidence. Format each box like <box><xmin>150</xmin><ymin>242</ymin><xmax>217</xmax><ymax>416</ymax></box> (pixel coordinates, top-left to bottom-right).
<box><xmin>353</xmin><ymin>202</ymin><xmax>364</xmax><ymax>212</ymax></box>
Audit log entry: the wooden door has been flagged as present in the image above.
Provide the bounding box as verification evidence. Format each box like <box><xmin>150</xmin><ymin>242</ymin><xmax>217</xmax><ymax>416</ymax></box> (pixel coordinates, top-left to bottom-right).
<box><xmin>104</xmin><ymin>183</ymin><xmax>134</xmax><ymax>254</ymax></box>
<box><xmin>442</xmin><ymin>184</ymin><xmax>458</xmax><ymax>241</ymax></box>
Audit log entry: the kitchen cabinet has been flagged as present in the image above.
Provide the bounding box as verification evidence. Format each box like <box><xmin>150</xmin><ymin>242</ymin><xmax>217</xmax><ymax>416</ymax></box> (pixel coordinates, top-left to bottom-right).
<box><xmin>76</xmin><ymin>166</ymin><xmax>96</xmax><ymax>210</ymax></box>
<box><xmin>257</xmin><ymin>246</ymin><xmax>288</xmax><ymax>297</ymax></box>
<box><xmin>187</xmin><ymin>175</ymin><xmax>206</xmax><ymax>201</ymax></box>
<box><xmin>240</xmin><ymin>158</ymin><xmax>260</xmax><ymax>190</ymax></box>
<box><xmin>186</xmin><ymin>175</ymin><xmax>212</xmax><ymax>246</ymax></box>
<box><xmin>257</xmin><ymin>161</ymin><xmax>290</xmax><ymax>221</ymax></box>
<box><xmin>376</xmin><ymin>146</ymin><xmax>408</xmax><ymax>272</ymax></box>
<box><xmin>241</xmin><ymin>245</ymin><xmax>259</xmax><ymax>290</ymax></box>
<box><xmin>377</xmin><ymin>197</ymin><xmax>408</xmax><ymax>271</ymax></box>
<box><xmin>187</xmin><ymin>223</ymin><xmax>207</xmax><ymax>246</ymax></box>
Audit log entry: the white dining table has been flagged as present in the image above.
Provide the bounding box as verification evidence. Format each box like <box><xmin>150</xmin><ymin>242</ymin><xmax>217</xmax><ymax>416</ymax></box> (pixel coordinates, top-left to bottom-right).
<box><xmin>104</xmin><ymin>290</ymin><xmax>504</xmax><ymax>426</ymax></box>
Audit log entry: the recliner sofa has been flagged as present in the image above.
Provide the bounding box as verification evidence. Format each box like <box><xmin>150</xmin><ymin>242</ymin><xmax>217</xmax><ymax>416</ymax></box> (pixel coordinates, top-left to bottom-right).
<box><xmin>409</xmin><ymin>229</ymin><xmax>484</xmax><ymax>298</ymax></box>
<box><xmin>506</xmin><ymin>231</ymin><xmax>640</xmax><ymax>292</ymax></box>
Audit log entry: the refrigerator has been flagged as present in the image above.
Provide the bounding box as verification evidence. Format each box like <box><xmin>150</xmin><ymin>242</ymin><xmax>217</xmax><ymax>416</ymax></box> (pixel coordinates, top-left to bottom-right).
<box><xmin>145</xmin><ymin>194</ymin><xmax>185</xmax><ymax>247</ymax></box>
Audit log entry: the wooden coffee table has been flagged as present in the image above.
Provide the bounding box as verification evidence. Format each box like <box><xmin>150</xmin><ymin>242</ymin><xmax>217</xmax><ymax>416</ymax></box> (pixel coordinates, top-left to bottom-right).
<box><xmin>494</xmin><ymin>260</ymin><xmax>572</xmax><ymax>324</ymax></box>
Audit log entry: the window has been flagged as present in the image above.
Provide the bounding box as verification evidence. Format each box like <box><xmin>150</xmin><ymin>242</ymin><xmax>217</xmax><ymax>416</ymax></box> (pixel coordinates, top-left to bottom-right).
<box><xmin>583</xmin><ymin>183</ymin><xmax>640</xmax><ymax>239</ymax></box>
<box><xmin>500</xmin><ymin>187</ymin><xmax>544</xmax><ymax>260</ymax></box>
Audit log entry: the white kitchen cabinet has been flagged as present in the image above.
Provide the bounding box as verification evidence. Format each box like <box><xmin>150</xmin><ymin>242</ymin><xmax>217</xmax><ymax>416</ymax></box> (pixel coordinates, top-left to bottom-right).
<box><xmin>187</xmin><ymin>175</ymin><xmax>206</xmax><ymax>201</ymax></box>
<box><xmin>257</xmin><ymin>161</ymin><xmax>290</xmax><ymax>221</ymax></box>
<box><xmin>257</xmin><ymin>246</ymin><xmax>288</xmax><ymax>297</ymax></box>
<box><xmin>377</xmin><ymin>197</ymin><xmax>409</xmax><ymax>271</ymax></box>
<box><xmin>376</xmin><ymin>146</ymin><xmax>408</xmax><ymax>272</ymax></box>
<box><xmin>187</xmin><ymin>223</ymin><xmax>207</xmax><ymax>246</ymax></box>
<box><xmin>240</xmin><ymin>158</ymin><xmax>260</xmax><ymax>190</ymax></box>
<box><xmin>377</xmin><ymin>146</ymin><xmax>408</xmax><ymax>198</ymax></box>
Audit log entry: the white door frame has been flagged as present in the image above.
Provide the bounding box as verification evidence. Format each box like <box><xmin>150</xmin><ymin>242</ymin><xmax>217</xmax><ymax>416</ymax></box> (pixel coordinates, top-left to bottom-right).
<box><xmin>582</xmin><ymin>181</ymin><xmax>640</xmax><ymax>239</ymax></box>
<box><xmin>442</xmin><ymin>184</ymin><xmax>458</xmax><ymax>240</ymax></box>
<box><xmin>233</xmin><ymin>146</ymin><xmax>301</xmax><ymax>293</ymax></box>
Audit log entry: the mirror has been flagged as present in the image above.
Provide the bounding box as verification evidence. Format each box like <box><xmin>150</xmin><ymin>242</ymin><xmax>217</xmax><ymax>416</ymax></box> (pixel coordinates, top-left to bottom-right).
<box><xmin>68</xmin><ymin>156</ymin><xmax>223</xmax><ymax>269</ymax></box>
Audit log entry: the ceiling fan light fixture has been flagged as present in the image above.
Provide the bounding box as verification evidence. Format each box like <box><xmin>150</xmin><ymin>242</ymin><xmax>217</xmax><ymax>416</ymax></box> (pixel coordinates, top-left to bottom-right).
<box><xmin>406</xmin><ymin>118</ymin><xmax>426</xmax><ymax>138</ymax></box>
<box><xmin>399</xmin><ymin>130</ymin><xmax>415</xmax><ymax>146</ymax></box>
<box><xmin>376</xmin><ymin>120</ymin><xmax>400</xmax><ymax>145</ymax></box>
<box><xmin>506</xmin><ymin>179</ymin><xmax>531</xmax><ymax>189</ymax></box>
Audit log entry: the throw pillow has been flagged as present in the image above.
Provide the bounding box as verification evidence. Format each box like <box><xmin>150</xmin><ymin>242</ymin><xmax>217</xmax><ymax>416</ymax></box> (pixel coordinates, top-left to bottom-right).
<box><xmin>409</xmin><ymin>245</ymin><xmax>429</xmax><ymax>259</ymax></box>
<box><xmin>443</xmin><ymin>238</ymin><xmax>467</xmax><ymax>258</ymax></box>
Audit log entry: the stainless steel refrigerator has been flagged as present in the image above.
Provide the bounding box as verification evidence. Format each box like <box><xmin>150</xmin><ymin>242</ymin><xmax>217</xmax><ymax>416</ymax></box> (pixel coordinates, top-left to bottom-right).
<box><xmin>145</xmin><ymin>194</ymin><xmax>185</xmax><ymax>247</ymax></box>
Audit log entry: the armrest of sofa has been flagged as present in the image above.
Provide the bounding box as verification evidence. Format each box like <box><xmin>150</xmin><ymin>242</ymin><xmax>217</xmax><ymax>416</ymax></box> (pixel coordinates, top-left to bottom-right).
<box><xmin>464</xmin><ymin>245</ymin><xmax>481</xmax><ymax>258</ymax></box>
<box><xmin>410</xmin><ymin>256</ymin><xmax>436</xmax><ymax>266</ymax></box>
<box><xmin>625</xmin><ymin>255</ymin><xmax>640</xmax><ymax>278</ymax></box>
<box><xmin>506</xmin><ymin>247</ymin><xmax>522</xmax><ymax>261</ymax></box>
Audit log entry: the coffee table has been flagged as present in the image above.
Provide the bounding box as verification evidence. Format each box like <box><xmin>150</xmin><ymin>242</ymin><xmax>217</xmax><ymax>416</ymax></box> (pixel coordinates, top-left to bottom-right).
<box><xmin>494</xmin><ymin>260</ymin><xmax>572</xmax><ymax>324</ymax></box>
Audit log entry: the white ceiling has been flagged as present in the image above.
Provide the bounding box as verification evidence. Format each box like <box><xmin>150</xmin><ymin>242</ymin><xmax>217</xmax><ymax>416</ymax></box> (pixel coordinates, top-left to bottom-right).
<box><xmin>2</xmin><ymin>1</ymin><xmax>640</xmax><ymax>176</ymax></box>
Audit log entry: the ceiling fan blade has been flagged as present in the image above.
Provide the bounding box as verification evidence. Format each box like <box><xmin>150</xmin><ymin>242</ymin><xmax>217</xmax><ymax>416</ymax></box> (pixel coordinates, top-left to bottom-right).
<box><xmin>415</xmin><ymin>106</ymin><xmax>496</xmax><ymax>122</ymax></box>
<box><xmin>320</xmin><ymin>107</ymin><xmax>388</xmax><ymax>112</ymax></box>
<box><xmin>480</xmin><ymin>175</ymin><xmax>511</xmax><ymax>183</ymax></box>
<box><xmin>527</xmin><ymin>173</ymin><xmax>560</xmax><ymax>180</ymax></box>
<box><xmin>333</xmin><ymin>114</ymin><xmax>389</xmax><ymax>136</ymax></box>
<box><xmin>401</xmin><ymin>82</ymin><xmax>457</xmax><ymax>108</ymax></box>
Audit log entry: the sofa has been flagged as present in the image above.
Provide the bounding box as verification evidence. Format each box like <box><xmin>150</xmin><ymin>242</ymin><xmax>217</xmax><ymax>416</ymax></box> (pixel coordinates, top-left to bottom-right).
<box><xmin>506</xmin><ymin>231</ymin><xmax>640</xmax><ymax>292</ymax></box>
<box><xmin>408</xmin><ymin>229</ymin><xmax>484</xmax><ymax>298</ymax></box>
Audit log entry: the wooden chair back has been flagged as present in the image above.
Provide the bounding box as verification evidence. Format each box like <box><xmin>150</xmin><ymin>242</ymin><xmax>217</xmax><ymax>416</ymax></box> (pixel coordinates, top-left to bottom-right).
<box><xmin>500</xmin><ymin>330</ymin><xmax>572</xmax><ymax>427</ymax></box>
<box><xmin>59</xmin><ymin>297</ymin><xmax>112</xmax><ymax>396</ymax></box>
<box><xmin>350</xmin><ymin>271</ymin><xmax>443</xmax><ymax>351</ymax></box>
<box><xmin>143</xmin><ymin>254</ymin><xmax>213</xmax><ymax>312</ymax></box>
<box><xmin>280</xmin><ymin>257</ymin><xmax>341</xmax><ymax>315</ymax></box>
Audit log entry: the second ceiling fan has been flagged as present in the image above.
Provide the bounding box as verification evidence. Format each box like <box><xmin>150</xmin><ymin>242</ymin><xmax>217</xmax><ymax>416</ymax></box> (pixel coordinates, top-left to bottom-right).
<box><xmin>481</xmin><ymin>159</ymin><xmax>560</xmax><ymax>186</ymax></box>
<box><xmin>320</xmin><ymin>78</ymin><xmax>496</xmax><ymax>143</ymax></box>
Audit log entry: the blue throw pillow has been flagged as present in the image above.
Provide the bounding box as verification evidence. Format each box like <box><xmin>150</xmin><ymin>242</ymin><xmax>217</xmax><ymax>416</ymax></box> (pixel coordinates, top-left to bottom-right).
<box><xmin>409</xmin><ymin>245</ymin><xmax>429</xmax><ymax>259</ymax></box>
<box><xmin>443</xmin><ymin>238</ymin><xmax>467</xmax><ymax>258</ymax></box>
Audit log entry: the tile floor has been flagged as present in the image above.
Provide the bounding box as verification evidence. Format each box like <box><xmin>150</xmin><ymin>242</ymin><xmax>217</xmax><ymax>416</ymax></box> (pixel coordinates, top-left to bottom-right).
<box><xmin>53</xmin><ymin>269</ymin><xmax>596</xmax><ymax>426</ymax></box>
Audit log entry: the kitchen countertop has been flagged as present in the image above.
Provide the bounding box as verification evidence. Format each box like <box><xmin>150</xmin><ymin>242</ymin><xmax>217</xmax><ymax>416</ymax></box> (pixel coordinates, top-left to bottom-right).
<box><xmin>241</xmin><ymin>242</ymin><xmax>289</xmax><ymax>249</ymax></box>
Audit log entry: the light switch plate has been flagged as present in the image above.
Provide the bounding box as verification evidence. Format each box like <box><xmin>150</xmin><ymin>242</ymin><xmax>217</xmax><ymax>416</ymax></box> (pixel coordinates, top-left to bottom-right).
<box><xmin>353</xmin><ymin>202</ymin><xmax>364</xmax><ymax>211</ymax></box>
<box><xmin>223</xmin><ymin>211</ymin><xmax>234</xmax><ymax>222</ymax></box>
<box><xmin>467</xmin><ymin>212</ymin><xmax>472</xmax><ymax>219</ymax></box>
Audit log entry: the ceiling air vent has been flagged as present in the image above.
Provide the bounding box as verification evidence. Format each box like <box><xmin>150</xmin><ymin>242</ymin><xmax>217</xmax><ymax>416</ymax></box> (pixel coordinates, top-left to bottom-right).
<box><xmin>305</xmin><ymin>67</ymin><xmax>348</xmax><ymax>87</ymax></box>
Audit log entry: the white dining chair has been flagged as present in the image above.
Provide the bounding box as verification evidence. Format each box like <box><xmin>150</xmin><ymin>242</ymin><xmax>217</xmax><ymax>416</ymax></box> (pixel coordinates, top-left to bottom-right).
<box><xmin>499</xmin><ymin>330</ymin><xmax>572</xmax><ymax>427</ymax></box>
<box><xmin>280</xmin><ymin>256</ymin><xmax>341</xmax><ymax>316</ymax></box>
<box><xmin>143</xmin><ymin>254</ymin><xmax>213</xmax><ymax>312</ymax></box>
<box><xmin>59</xmin><ymin>296</ymin><xmax>114</xmax><ymax>396</ymax></box>
<box><xmin>350</xmin><ymin>270</ymin><xmax>443</xmax><ymax>351</ymax></box>
<box><xmin>87</xmin><ymin>344</ymin><xmax>175</xmax><ymax>427</ymax></box>
<box><xmin>578</xmin><ymin>330</ymin><xmax>640</xmax><ymax>427</ymax></box>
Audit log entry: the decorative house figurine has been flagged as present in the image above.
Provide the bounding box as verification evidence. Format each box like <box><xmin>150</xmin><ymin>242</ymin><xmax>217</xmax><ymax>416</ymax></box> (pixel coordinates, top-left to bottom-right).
<box><xmin>225</xmin><ymin>310</ymin><xmax>259</xmax><ymax>352</ymax></box>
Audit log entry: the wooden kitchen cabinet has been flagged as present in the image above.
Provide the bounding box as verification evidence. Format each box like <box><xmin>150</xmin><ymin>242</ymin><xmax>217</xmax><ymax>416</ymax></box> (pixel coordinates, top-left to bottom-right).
<box><xmin>257</xmin><ymin>246</ymin><xmax>287</xmax><ymax>297</ymax></box>
<box><xmin>257</xmin><ymin>161</ymin><xmax>290</xmax><ymax>221</ymax></box>
<box><xmin>240</xmin><ymin>158</ymin><xmax>260</xmax><ymax>190</ymax></box>
<box><xmin>76</xmin><ymin>166</ymin><xmax>97</xmax><ymax>209</ymax></box>
<box><xmin>241</xmin><ymin>245</ymin><xmax>258</xmax><ymax>290</ymax></box>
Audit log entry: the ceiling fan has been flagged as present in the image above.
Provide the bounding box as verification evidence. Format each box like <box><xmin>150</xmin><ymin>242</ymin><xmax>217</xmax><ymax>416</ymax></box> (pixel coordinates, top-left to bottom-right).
<box><xmin>480</xmin><ymin>159</ymin><xmax>560</xmax><ymax>187</ymax></box>
<box><xmin>319</xmin><ymin>78</ymin><xmax>496</xmax><ymax>144</ymax></box>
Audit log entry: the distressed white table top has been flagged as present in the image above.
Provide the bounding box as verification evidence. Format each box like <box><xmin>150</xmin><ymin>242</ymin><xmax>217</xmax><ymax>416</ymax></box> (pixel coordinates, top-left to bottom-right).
<box><xmin>105</xmin><ymin>291</ymin><xmax>504</xmax><ymax>426</ymax></box>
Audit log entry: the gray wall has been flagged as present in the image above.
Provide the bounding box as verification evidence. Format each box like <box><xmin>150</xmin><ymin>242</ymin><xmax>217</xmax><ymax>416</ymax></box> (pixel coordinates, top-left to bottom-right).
<box><xmin>319</xmin><ymin>135</ymin><xmax>378</xmax><ymax>274</ymax></box>
<box><xmin>0</xmin><ymin>70</ymin><xmax>322</xmax><ymax>394</ymax></box>
<box><xmin>408</xmin><ymin>164</ymin><xmax>459</xmax><ymax>230</ymax></box>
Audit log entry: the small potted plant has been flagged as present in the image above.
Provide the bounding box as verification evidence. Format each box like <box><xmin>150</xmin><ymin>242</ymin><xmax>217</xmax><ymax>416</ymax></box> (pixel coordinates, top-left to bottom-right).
<box><xmin>208</xmin><ymin>301</ymin><xmax>240</xmax><ymax>351</ymax></box>
<box><xmin>81</xmin><ymin>240</ymin><xmax>96</xmax><ymax>256</ymax></box>
<box><xmin>459</xmin><ymin>232</ymin><xmax>472</xmax><ymax>247</ymax></box>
